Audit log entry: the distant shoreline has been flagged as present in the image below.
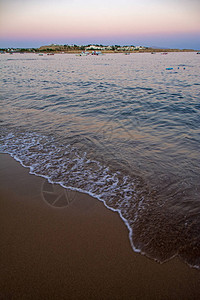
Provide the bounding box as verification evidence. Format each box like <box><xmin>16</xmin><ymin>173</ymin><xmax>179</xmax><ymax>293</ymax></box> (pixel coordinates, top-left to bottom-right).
<box><xmin>40</xmin><ymin>49</ymin><xmax>198</xmax><ymax>53</ymax></box>
<box><xmin>1</xmin><ymin>44</ymin><xmax>199</xmax><ymax>54</ymax></box>
<box><xmin>1</xmin><ymin>49</ymin><xmax>198</xmax><ymax>54</ymax></box>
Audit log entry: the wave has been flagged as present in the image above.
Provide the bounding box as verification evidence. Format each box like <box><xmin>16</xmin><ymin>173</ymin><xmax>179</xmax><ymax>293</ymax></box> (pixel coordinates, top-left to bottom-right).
<box><xmin>1</xmin><ymin>127</ymin><xmax>199</xmax><ymax>270</ymax></box>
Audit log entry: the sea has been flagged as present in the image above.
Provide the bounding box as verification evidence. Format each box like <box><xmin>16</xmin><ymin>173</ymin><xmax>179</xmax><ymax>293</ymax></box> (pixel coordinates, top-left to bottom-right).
<box><xmin>0</xmin><ymin>52</ymin><xmax>200</xmax><ymax>269</ymax></box>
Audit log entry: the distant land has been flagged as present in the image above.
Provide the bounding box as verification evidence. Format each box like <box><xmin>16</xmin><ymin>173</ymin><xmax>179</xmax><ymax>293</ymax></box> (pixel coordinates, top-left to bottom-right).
<box><xmin>0</xmin><ymin>44</ymin><xmax>199</xmax><ymax>53</ymax></box>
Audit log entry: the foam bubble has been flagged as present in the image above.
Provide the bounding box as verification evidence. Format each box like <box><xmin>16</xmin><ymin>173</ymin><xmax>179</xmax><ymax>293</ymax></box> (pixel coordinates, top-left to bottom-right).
<box><xmin>1</xmin><ymin>128</ymin><xmax>200</xmax><ymax>270</ymax></box>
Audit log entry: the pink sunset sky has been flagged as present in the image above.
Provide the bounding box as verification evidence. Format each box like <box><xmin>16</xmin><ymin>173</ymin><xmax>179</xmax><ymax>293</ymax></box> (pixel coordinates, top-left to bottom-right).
<box><xmin>0</xmin><ymin>0</ymin><xmax>200</xmax><ymax>49</ymax></box>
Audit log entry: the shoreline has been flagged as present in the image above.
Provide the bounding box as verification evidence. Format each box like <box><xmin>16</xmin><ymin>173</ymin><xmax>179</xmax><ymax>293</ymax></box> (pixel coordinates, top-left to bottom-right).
<box><xmin>1</xmin><ymin>49</ymin><xmax>199</xmax><ymax>55</ymax></box>
<box><xmin>1</xmin><ymin>153</ymin><xmax>200</xmax><ymax>299</ymax></box>
<box><xmin>5</xmin><ymin>151</ymin><xmax>200</xmax><ymax>270</ymax></box>
<box><xmin>5</xmin><ymin>152</ymin><xmax>141</xmax><ymax>258</ymax></box>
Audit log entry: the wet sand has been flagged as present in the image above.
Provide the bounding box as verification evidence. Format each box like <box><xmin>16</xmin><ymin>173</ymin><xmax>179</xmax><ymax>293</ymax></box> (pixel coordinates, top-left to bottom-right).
<box><xmin>0</xmin><ymin>153</ymin><xmax>200</xmax><ymax>299</ymax></box>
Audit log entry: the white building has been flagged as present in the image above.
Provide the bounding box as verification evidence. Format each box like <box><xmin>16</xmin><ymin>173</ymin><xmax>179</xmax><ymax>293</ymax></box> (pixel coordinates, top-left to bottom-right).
<box><xmin>85</xmin><ymin>45</ymin><xmax>103</xmax><ymax>50</ymax></box>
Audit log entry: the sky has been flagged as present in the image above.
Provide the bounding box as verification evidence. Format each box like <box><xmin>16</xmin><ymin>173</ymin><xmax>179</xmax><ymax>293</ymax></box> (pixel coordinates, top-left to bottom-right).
<box><xmin>0</xmin><ymin>0</ymin><xmax>200</xmax><ymax>49</ymax></box>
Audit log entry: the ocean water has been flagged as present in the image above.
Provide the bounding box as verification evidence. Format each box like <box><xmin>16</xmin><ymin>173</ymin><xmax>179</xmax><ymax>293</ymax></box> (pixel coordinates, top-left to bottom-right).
<box><xmin>0</xmin><ymin>52</ymin><xmax>200</xmax><ymax>268</ymax></box>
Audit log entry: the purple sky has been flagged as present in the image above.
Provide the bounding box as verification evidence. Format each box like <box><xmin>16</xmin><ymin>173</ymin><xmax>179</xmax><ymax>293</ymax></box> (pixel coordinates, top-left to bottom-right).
<box><xmin>0</xmin><ymin>0</ymin><xmax>200</xmax><ymax>49</ymax></box>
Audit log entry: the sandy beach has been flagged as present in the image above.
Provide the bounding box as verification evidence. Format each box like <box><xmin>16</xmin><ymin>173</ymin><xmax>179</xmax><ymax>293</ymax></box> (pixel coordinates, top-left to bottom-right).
<box><xmin>0</xmin><ymin>153</ymin><xmax>200</xmax><ymax>299</ymax></box>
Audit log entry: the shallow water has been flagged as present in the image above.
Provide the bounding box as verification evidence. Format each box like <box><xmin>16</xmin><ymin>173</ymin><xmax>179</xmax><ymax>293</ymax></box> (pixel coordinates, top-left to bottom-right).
<box><xmin>0</xmin><ymin>52</ymin><xmax>200</xmax><ymax>268</ymax></box>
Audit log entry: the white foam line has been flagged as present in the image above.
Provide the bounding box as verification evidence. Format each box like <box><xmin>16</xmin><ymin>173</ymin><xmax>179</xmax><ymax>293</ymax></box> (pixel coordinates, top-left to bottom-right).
<box><xmin>0</xmin><ymin>149</ymin><xmax>141</xmax><ymax>255</ymax></box>
<box><xmin>189</xmin><ymin>264</ymin><xmax>200</xmax><ymax>270</ymax></box>
<box><xmin>1</xmin><ymin>150</ymin><xmax>199</xmax><ymax>270</ymax></box>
